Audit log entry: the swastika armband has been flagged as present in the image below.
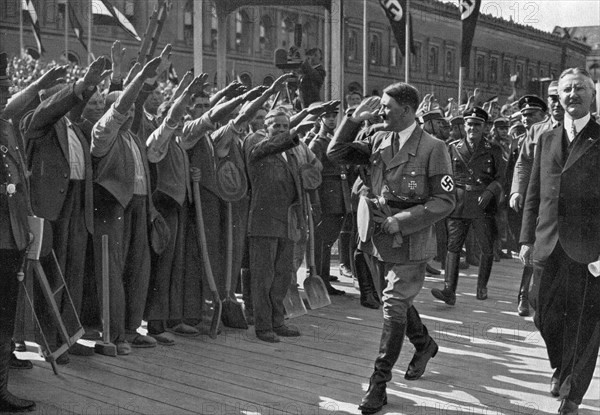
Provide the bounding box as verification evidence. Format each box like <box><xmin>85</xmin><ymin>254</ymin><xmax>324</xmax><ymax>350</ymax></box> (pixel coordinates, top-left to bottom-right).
<box><xmin>431</xmin><ymin>174</ymin><xmax>455</xmax><ymax>194</ymax></box>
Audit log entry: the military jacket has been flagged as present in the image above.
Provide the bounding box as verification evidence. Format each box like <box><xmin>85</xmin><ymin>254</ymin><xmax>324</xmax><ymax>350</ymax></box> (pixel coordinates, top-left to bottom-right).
<box><xmin>449</xmin><ymin>137</ymin><xmax>506</xmax><ymax>218</ymax></box>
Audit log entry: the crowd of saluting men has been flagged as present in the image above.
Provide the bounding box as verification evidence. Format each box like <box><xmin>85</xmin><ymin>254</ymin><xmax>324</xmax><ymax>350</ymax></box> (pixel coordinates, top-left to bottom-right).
<box><xmin>0</xmin><ymin>41</ymin><xmax>599</xmax><ymax>415</ymax></box>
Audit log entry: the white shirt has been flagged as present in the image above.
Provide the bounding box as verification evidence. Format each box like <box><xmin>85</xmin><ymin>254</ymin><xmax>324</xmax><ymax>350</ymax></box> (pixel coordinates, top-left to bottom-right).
<box><xmin>396</xmin><ymin>121</ymin><xmax>418</xmax><ymax>151</ymax></box>
<box><xmin>563</xmin><ymin>113</ymin><xmax>590</xmax><ymax>142</ymax></box>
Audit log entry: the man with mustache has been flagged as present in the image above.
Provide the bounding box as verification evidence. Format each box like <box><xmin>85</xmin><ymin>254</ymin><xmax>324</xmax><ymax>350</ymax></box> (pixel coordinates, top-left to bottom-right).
<box><xmin>520</xmin><ymin>67</ymin><xmax>600</xmax><ymax>415</ymax></box>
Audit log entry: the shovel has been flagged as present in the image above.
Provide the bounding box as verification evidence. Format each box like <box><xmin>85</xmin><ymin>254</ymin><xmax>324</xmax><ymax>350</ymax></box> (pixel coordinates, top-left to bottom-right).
<box><xmin>94</xmin><ymin>235</ymin><xmax>117</xmax><ymax>356</ymax></box>
<box><xmin>303</xmin><ymin>192</ymin><xmax>331</xmax><ymax>309</ymax></box>
<box><xmin>221</xmin><ymin>202</ymin><xmax>248</xmax><ymax>329</ymax></box>
<box><xmin>191</xmin><ymin>173</ymin><xmax>221</xmax><ymax>339</ymax></box>
<box><xmin>283</xmin><ymin>283</ymin><xmax>307</xmax><ymax>319</ymax></box>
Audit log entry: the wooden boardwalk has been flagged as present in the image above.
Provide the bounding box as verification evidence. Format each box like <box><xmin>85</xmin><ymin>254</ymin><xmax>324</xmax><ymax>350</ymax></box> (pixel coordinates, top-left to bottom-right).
<box><xmin>10</xmin><ymin>256</ymin><xmax>600</xmax><ymax>415</ymax></box>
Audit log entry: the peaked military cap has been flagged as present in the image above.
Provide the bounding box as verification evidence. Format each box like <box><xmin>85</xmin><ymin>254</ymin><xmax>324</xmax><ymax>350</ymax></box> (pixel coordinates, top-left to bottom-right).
<box><xmin>463</xmin><ymin>107</ymin><xmax>488</xmax><ymax>123</ymax></box>
<box><xmin>449</xmin><ymin>115</ymin><xmax>464</xmax><ymax>126</ymax></box>
<box><xmin>419</xmin><ymin>109</ymin><xmax>444</xmax><ymax>123</ymax></box>
<box><xmin>518</xmin><ymin>95</ymin><xmax>548</xmax><ymax>113</ymax></box>
<box><xmin>493</xmin><ymin>117</ymin><xmax>510</xmax><ymax>128</ymax></box>
<box><xmin>547</xmin><ymin>81</ymin><xmax>559</xmax><ymax>97</ymax></box>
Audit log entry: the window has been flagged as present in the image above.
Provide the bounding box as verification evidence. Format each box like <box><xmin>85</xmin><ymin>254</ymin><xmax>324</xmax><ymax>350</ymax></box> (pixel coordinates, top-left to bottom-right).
<box><xmin>259</xmin><ymin>15</ymin><xmax>274</xmax><ymax>52</ymax></box>
<box><xmin>516</xmin><ymin>63</ymin><xmax>523</xmax><ymax>87</ymax></box>
<box><xmin>280</xmin><ymin>16</ymin><xmax>295</xmax><ymax>48</ymax></box>
<box><xmin>369</xmin><ymin>32</ymin><xmax>381</xmax><ymax>65</ymax></box>
<box><xmin>476</xmin><ymin>55</ymin><xmax>485</xmax><ymax>82</ymax></box>
<box><xmin>210</xmin><ymin>8</ymin><xmax>218</xmax><ymax>50</ymax></box>
<box><xmin>184</xmin><ymin>0</ymin><xmax>193</xmax><ymax>45</ymax></box>
<box><xmin>528</xmin><ymin>67</ymin><xmax>534</xmax><ymax>82</ymax></box>
<box><xmin>235</xmin><ymin>10</ymin><xmax>252</xmax><ymax>54</ymax></box>
<box><xmin>124</xmin><ymin>0</ymin><xmax>134</xmax><ymax>17</ymax></box>
<box><xmin>503</xmin><ymin>60</ymin><xmax>512</xmax><ymax>81</ymax></box>
<box><xmin>445</xmin><ymin>50</ymin><xmax>455</xmax><ymax>78</ymax></box>
<box><xmin>428</xmin><ymin>46</ymin><xmax>439</xmax><ymax>74</ymax></box>
<box><xmin>390</xmin><ymin>46</ymin><xmax>398</xmax><ymax>67</ymax></box>
<box><xmin>45</xmin><ymin>0</ymin><xmax>56</xmax><ymax>23</ymax></box>
<box><xmin>490</xmin><ymin>57</ymin><xmax>498</xmax><ymax>83</ymax></box>
<box><xmin>263</xmin><ymin>75</ymin><xmax>274</xmax><ymax>86</ymax></box>
<box><xmin>410</xmin><ymin>42</ymin><xmax>422</xmax><ymax>72</ymax></box>
<box><xmin>346</xmin><ymin>28</ymin><xmax>358</xmax><ymax>62</ymax></box>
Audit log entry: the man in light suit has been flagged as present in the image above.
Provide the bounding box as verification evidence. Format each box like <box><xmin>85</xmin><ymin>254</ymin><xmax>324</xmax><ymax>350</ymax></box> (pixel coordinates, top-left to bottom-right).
<box><xmin>520</xmin><ymin>67</ymin><xmax>600</xmax><ymax>415</ymax></box>
<box><xmin>328</xmin><ymin>84</ymin><xmax>455</xmax><ymax>414</ymax></box>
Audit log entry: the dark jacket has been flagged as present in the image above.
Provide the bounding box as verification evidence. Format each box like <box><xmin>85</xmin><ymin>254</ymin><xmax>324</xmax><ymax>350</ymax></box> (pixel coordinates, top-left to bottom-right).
<box><xmin>244</xmin><ymin>130</ymin><xmax>303</xmax><ymax>240</ymax></box>
<box><xmin>449</xmin><ymin>137</ymin><xmax>505</xmax><ymax>218</ymax></box>
<box><xmin>0</xmin><ymin>118</ymin><xmax>31</xmax><ymax>251</ymax></box>
<box><xmin>22</xmin><ymin>83</ymin><xmax>94</xmax><ymax>234</ymax></box>
<box><xmin>521</xmin><ymin>120</ymin><xmax>600</xmax><ymax>264</ymax></box>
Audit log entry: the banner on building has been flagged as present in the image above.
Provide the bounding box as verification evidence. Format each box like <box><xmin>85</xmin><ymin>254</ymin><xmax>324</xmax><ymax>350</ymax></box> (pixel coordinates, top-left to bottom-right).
<box><xmin>92</xmin><ymin>0</ymin><xmax>141</xmax><ymax>41</ymax></box>
<box><xmin>379</xmin><ymin>0</ymin><xmax>415</xmax><ymax>56</ymax></box>
<box><xmin>460</xmin><ymin>0</ymin><xmax>481</xmax><ymax>68</ymax></box>
<box><xmin>21</xmin><ymin>0</ymin><xmax>45</xmax><ymax>55</ymax></box>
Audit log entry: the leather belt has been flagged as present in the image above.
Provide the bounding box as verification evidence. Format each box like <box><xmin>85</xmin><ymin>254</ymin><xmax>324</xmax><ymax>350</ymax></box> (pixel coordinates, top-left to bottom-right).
<box><xmin>456</xmin><ymin>183</ymin><xmax>485</xmax><ymax>191</ymax></box>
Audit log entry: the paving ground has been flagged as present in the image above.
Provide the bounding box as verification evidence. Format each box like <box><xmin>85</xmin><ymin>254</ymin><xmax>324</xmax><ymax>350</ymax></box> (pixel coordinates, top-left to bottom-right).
<box><xmin>9</xmin><ymin>256</ymin><xmax>600</xmax><ymax>414</ymax></box>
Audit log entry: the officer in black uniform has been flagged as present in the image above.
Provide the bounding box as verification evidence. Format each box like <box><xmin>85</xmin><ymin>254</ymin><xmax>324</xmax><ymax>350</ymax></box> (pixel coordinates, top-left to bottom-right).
<box><xmin>431</xmin><ymin>107</ymin><xmax>506</xmax><ymax>305</ymax></box>
<box><xmin>0</xmin><ymin>52</ymin><xmax>36</xmax><ymax>412</ymax></box>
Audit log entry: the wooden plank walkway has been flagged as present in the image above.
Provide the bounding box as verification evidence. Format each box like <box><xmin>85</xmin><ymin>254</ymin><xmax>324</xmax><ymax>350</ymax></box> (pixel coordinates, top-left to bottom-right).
<box><xmin>10</xmin><ymin>256</ymin><xmax>600</xmax><ymax>415</ymax></box>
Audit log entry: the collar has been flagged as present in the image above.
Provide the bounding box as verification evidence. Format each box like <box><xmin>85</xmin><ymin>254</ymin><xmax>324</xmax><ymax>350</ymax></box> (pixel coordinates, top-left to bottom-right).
<box><xmin>564</xmin><ymin>113</ymin><xmax>591</xmax><ymax>140</ymax></box>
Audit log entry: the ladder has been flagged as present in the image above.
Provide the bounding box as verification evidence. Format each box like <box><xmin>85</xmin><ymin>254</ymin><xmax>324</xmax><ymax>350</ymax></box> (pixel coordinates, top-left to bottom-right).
<box><xmin>20</xmin><ymin>216</ymin><xmax>84</xmax><ymax>375</ymax></box>
<box><xmin>136</xmin><ymin>0</ymin><xmax>172</xmax><ymax>65</ymax></box>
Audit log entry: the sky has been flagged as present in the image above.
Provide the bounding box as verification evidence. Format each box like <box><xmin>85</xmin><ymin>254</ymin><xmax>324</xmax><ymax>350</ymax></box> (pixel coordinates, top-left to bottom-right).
<box><xmin>439</xmin><ymin>0</ymin><xmax>600</xmax><ymax>33</ymax></box>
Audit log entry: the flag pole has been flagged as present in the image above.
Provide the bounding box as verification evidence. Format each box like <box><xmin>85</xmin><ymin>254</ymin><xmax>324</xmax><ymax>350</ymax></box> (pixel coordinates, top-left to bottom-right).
<box><xmin>362</xmin><ymin>0</ymin><xmax>367</xmax><ymax>97</ymax></box>
<box><xmin>19</xmin><ymin>0</ymin><xmax>24</xmax><ymax>57</ymax></box>
<box><xmin>64</xmin><ymin>0</ymin><xmax>69</xmax><ymax>62</ymax></box>
<box><xmin>88</xmin><ymin>0</ymin><xmax>93</xmax><ymax>64</ymax></box>
<box><xmin>404</xmin><ymin>0</ymin><xmax>410</xmax><ymax>83</ymax></box>
<box><xmin>458</xmin><ymin>66</ymin><xmax>463</xmax><ymax>105</ymax></box>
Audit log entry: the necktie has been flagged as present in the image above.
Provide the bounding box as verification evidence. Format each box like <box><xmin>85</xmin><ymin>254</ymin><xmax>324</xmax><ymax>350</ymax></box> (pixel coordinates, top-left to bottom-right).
<box><xmin>571</xmin><ymin>123</ymin><xmax>577</xmax><ymax>142</ymax></box>
<box><xmin>392</xmin><ymin>132</ymin><xmax>400</xmax><ymax>156</ymax></box>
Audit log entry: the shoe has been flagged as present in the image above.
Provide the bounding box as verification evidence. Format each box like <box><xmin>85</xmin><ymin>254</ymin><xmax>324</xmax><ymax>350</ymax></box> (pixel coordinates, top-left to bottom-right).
<box><xmin>404</xmin><ymin>339</ymin><xmax>439</xmax><ymax>380</ymax></box>
<box><xmin>82</xmin><ymin>329</ymin><xmax>102</xmax><ymax>341</ymax></box>
<box><xmin>550</xmin><ymin>369</ymin><xmax>560</xmax><ymax>397</ymax></box>
<box><xmin>358</xmin><ymin>389</ymin><xmax>387</xmax><ymax>414</ymax></box>
<box><xmin>55</xmin><ymin>353</ymin><xmax>70</xmax><ymax>365</ymax></box>
<box><xmin>431</xmin><ymin>252</ymin><xmax>459</xmax><ymax>305</ymax></box>
<box><xmin>273</xmin><ymin>325</ymin><xmax>301</xmax><ymax>337</ymax></box>
<box><xmin>360</xmin><ymin>292</ymin><xmax>381</xmax><ymax>310</ymax></box>
<box><xmin>476</xmin><ymin>288</ymin><xmax>488</xmax><ymax>300</ymax></box>
<box><xmin>69</xmin><ymin>342</ymin><xmax>95</xmax><ymax>356</ymax></box>
<box><xmin>116</xmin><ymin>341</ymin><xmax>131</xmax><ymax>356</ymax></box>
<box><xmin>499</xmin><ymin>251</ymin><xmax>513</xmax><ymax>259</ymax></box>
<box><xmin>339</xmin><ymin>264</ymin><xmax>353</xmax><ymax>278</ymax></box>
<box><xmin>558</xmin><ymin>399</ymin><xmax>579</xmax><ymax>415</ymax></box>
<box><xmin>326</xmin><ymin>285</ymin><xmax>345</xmax><ymax>296</ymax></box>
<box><xmin>329</xmin><ymin>276</ymin><xmax>339</xmax><ymax>282</ymax></box>
<box><xmin>13</xmin><ymin>342</ymin><xmax>26</xmax><ymax>353</ymax></box>
<box><xmin>167</xmin><ymin>323</ymin><xmax>200</xmax><ymax>337</ymax></box>
<box><xmin>256</xmin><ymin>331</ymin><xmax>280</xmax><ymax>343</ymax></box>
<box><xmin>476</xmin><ymin>255</ymin><xmax>493</xmax><ymax>300</ymax></box>
<box><xmin>517</xmin><ymin>296</ymin><xmax>530</xmax><ymax>316</ymax></box>
<box><xmin>125</xmin><ymin>334</ymin><xmax>157</xmax><ymax>348</ymax></box>
<box><xmin>148</xmin><ymin>332</ymin><xmax>175</xmax><ymax>346</ymax></box>
<box><xmin>9</xmin><ymin>353</ymin><xmax>32</xmax><ymax>370</ymax></box>
<box><xmin>425</xmin><ymin>264</ymin><xmax>441</xmax><ymax>275</ymax></box>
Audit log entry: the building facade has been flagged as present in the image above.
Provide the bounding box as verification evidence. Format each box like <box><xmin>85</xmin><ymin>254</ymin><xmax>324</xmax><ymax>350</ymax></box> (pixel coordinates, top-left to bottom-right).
<box><xmin>0</xmin><ymin>0</ymin><xmax>590</xmax><ymax>104</ymax></box>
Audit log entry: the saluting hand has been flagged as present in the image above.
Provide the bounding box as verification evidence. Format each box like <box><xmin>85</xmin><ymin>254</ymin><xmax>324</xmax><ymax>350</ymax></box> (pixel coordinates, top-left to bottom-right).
<box><xmin>350</xmin><ymin>96</ymin><xmax>380</xmax><ymax>123</ymax></box>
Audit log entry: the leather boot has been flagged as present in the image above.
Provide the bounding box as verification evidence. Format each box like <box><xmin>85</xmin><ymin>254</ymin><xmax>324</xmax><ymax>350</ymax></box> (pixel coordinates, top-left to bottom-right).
<box><xmin>476</xmin><ymin>254</ymin><xmax>494</xmax><ymax>300</ymax></box>
<box><xmin>359</xmin><ymin>320</ymin><xmax>406</xmax><ymax>414</ymax></box>
<box><xmin>355</xmin><ymin>253</ymin><xmax>381</xmax><ymax>310</ymax></box>
<box><xmin>0</xmin><ymin>342</ymin><xmax>35</xmax><ymax>412</ymax></box>
<box><xmin>431</xmin><ymin>252</ymin><xmax>460</xmax><ymax>305</ymax></box>
<box><xmin>517</xmin><ymin>266</ymin><xmax>533</xmax><ymax>316</ymax></box>
<box><xmin>241</xmin><ymin>268</ymin><xmax>254</xmax><ymax>325</ymax></box>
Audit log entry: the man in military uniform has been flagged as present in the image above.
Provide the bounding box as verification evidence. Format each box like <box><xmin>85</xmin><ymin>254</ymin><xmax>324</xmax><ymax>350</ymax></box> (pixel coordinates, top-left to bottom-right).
<box><xmin>309</xmin><ymin>104</ymin><xmax>347</xmax><ymax>295</ymax></box>
<box><xmin>431</xmin><ymin>107</ymin><xmax>506</xmax><ymax>305</ymax></box>
<box><xmin>510</xmin><ymin>89</ymin><xmax>562</xmax><ymax>316</ymax></box>
<box><xmin>0</xmin><ymin>52</ymin><xmax>36</xmax><ymax>412</ymax></box>
<box><xmin>506</xmin><ymin>95</ymin><xmax>547</xmax><ymax>317</ymax></box>
<box><xmin>328</xmin><ymin>84</ymin><xmax>455</xmax><ymax>414</ymax></box>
